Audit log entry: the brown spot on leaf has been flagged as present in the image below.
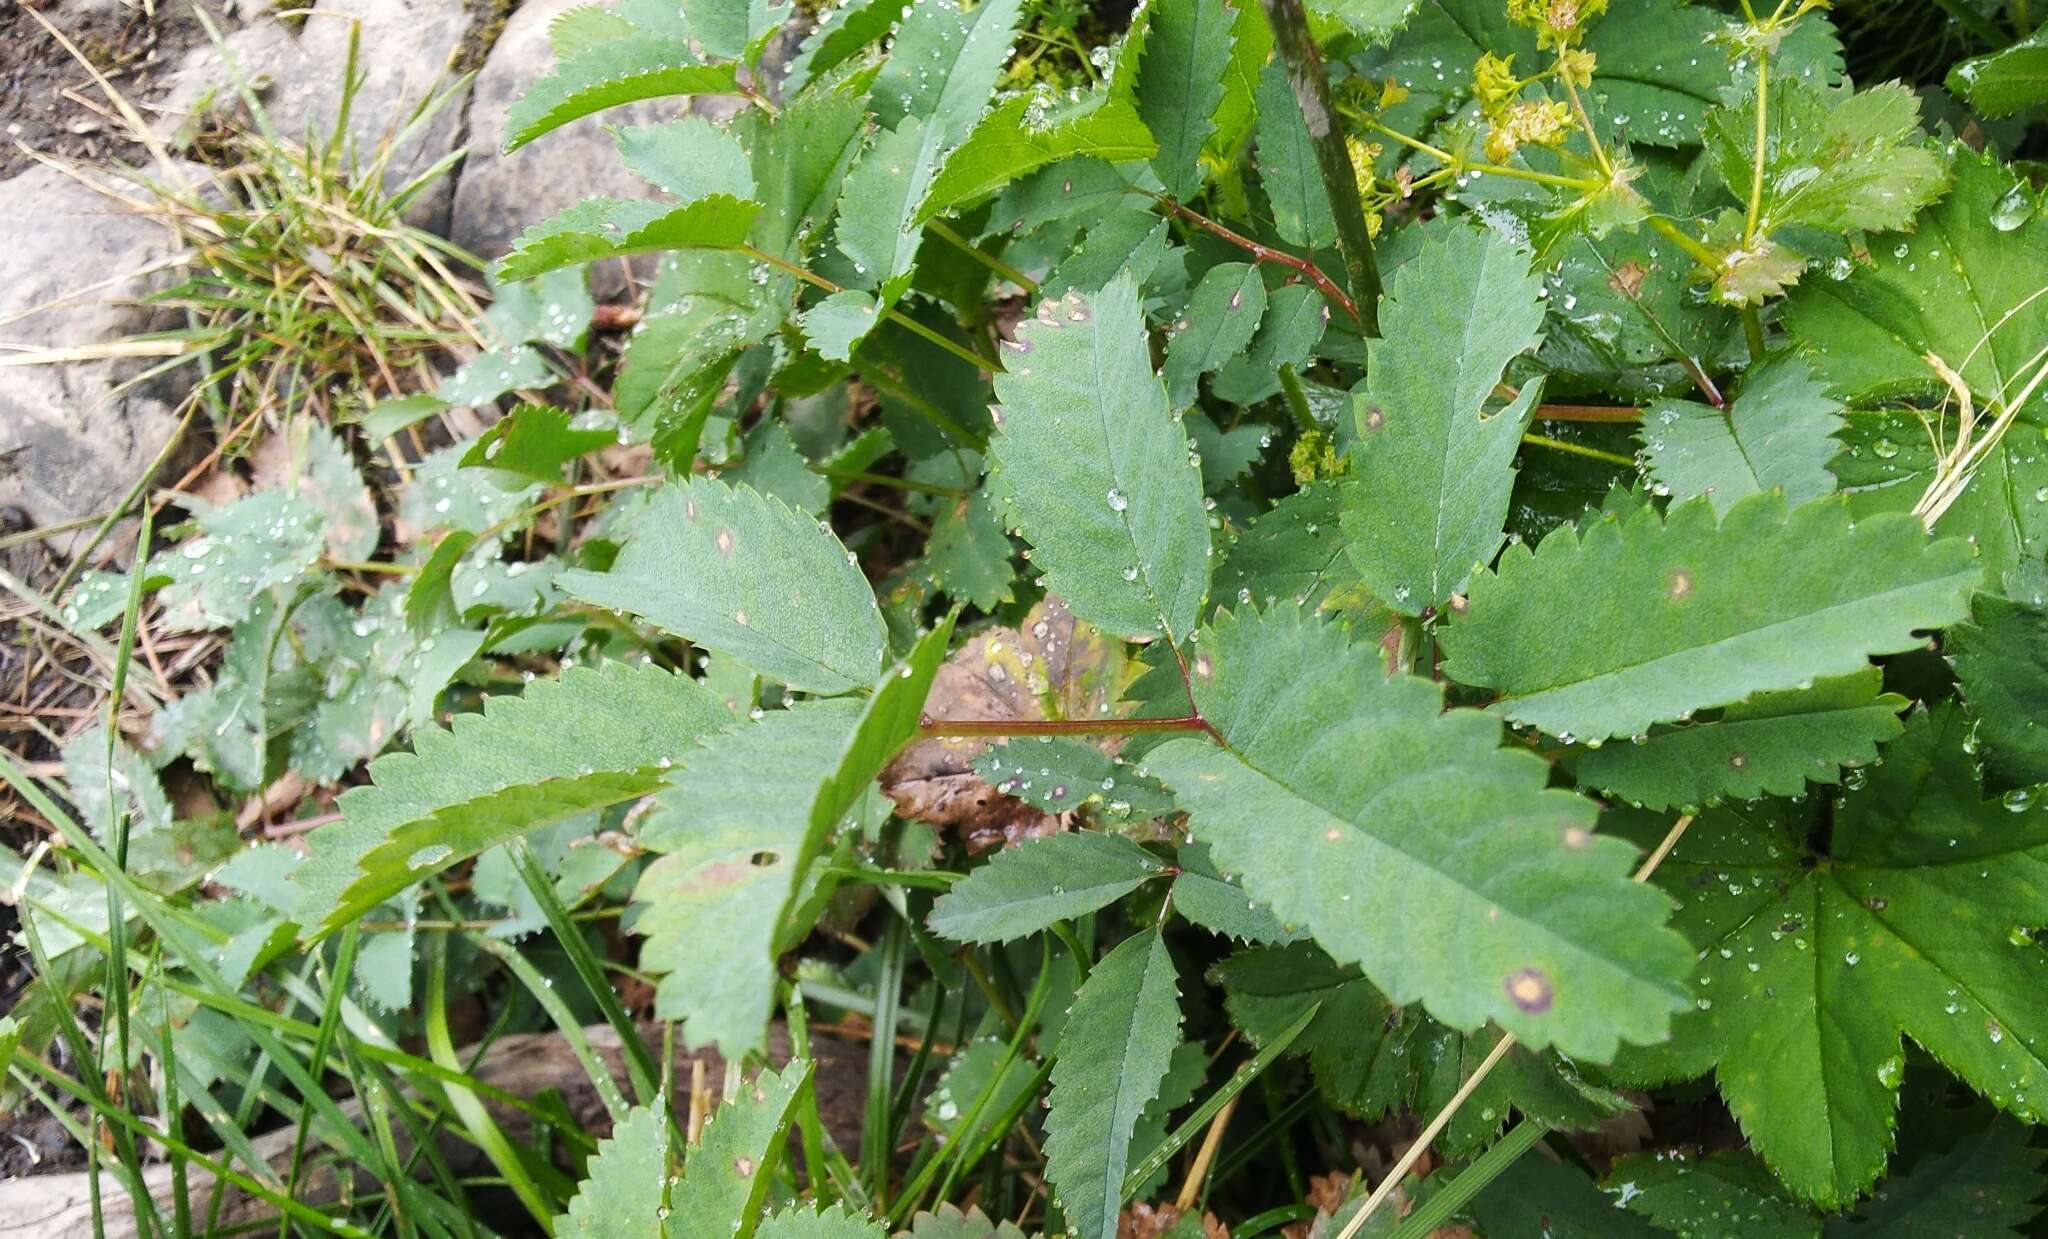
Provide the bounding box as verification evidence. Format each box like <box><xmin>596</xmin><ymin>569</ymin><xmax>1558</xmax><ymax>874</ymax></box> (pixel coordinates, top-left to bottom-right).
<box><xmin>1668</xmin><ymin>569</ymin><xmax>1694</xmax><ymax>600</ymax></box>
<box><xmin>734</xmin><ymin>1156</ymin><xmax>755</xmax><ymax>1177</ymax></box>
<box><xmin>1363</xmin><ymin>405</ymin><xmax>1387</xmax><ymax>432</ymax></box>
<box><xmin>1506</xmin><ymin>968</ymin><xmax>1553</xmax><ymax>1013</ymax></box>
<box><xmin>1728</xmin><ymin>751</ymin><xmax>1748</xmax><ymax>769</ymax></box>
<box><xmin>1562</xmin><ymin>825</ymin><xmax>1592</xmax><ymax>849</ymax></box>
<box><xmin>1608</xmin><ymin>260</ymin><xmax>1649</xmax><ymax>298</ymax></box>
<box><xmin>715</xmin><ymin>527</ymin><xmax>736</xmax><ymax>558</ymax></box>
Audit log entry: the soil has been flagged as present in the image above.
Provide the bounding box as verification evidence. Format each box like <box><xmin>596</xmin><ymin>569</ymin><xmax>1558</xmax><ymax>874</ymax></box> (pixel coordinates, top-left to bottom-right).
<box><xmin>0</xmin><ymin>0</ymin><xmax>213</xmax><ymax>181</ymax></box>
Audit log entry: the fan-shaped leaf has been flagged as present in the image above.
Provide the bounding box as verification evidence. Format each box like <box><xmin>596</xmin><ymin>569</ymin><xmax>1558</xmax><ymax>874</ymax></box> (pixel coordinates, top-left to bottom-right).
<box><xmin>672</xmin><ymin>1060</ymin><xmax>811</xmax><ymax>1237</ymax></box>
<box><xmin>1641</xmin><ymin>355</ymin><xmax>1843</xmax><ymax>517</ymax></box>
<box><xmin>556</xmin><ymin>1102</ymin><xmax>670</xmax><ymax>1239</ymax></box>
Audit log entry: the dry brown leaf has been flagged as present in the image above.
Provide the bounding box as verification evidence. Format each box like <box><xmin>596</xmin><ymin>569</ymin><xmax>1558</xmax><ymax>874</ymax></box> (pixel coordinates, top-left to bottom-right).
<box><xmin>1118</xmin><ymin>1202</ymin><xmax>1229</xmax><ymax>1239</ymax></box>
<box><xmin>880</xmin><ymin>596</ymin><xmax>1136</xmax><ymax>851</ymax></box>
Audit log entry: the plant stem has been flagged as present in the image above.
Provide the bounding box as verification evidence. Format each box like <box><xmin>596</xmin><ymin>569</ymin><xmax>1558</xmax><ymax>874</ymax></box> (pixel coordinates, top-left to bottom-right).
<box><xmin>917</xmin><ymin>714</ymin><xmax>1212</xmax><ymax>738</ymax></box>
<box><xmin>927</xmin><ymin>219</ymin><xmax>1039</xmax><ymax>295</ymax></box>
<box><xmin>1257</xmin><ymin>0</ymin><xmax>1382</xmax><ymax>330</ymax></box>
<box><xmin>1743</xmin><ymin>46</ymin><xmax>1770</xmax><ymax>248</ymax></box>
<box><xmin>1742</xmin><ymin>307</ymin><xmax>1768</xmax><ymax>361</ymax></box>
<box><xmin>1520</xmin><ymin>432</ymin><xmax>1633</xmax><ymax>467</ymax></box>
<box><xmin>741</xmin><ymin>244</ymin><xmax>1001</xmax><ymax>372</ymax></box>
<box><xmin>1645</xmin><ymin>215</ymin><xmax>1722</xmax><ymax>269</ymax></box>
<box><xmin>1151</xmin><ymin>193</ymin><xmax>1360</xmax><ymax>324</ymax></box>
<box><xmin>1278</xmin><ymin>364</ymin><xmax>1319</xmax><ymax>434</ymax></box>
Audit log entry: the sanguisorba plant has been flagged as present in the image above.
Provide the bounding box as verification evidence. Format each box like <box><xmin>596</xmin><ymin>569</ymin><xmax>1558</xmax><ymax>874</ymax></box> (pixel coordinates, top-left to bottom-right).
<box><xmin>28</xmin><ymin>0</ymin><xmax>2048</xmax><ymax>1233</ymax></box>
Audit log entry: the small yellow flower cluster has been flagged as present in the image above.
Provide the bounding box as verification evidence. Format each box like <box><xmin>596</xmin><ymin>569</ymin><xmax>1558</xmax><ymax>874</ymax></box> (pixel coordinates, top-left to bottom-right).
<box><xmin>1470</xmin><ymin>53</ymin><xmax>1575</xmax><ymax>163</ymax></box>
<box><xmin>1506</xmin><ymin>0</ymin><xmax>1608</xmax><ymax>48</ymax></box>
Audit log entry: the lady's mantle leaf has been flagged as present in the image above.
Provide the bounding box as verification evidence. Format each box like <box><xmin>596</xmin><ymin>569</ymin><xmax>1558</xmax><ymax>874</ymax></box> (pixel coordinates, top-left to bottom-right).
<box><xmin>1640</xmin><ymin>355</ymin><xmax>1844</xmax><ymax>517</ymax></box>
<box><xmin>1147</xmin><ymin>605</ymin><xmax>1692</xmax><ymax>1059</ymax></box>
<box><xmin>756</xmin><ymin>1205</ymin><xmax>887</xmax><ymax>1238</ymax></box>
<box><xmin>988</xmin><ymin>277</ymin><xmax>1212</xmax><ymax>643</ymax></box>
<box><xmin>1043</xmin><ymin>928</ymin><xmax>1183</xmax><ymax>1239</ymax></box>
<box><xmin>301</xmin><ymin>661</ymin><xmax>730</xmax><ymax>935</ymax></box>
<box><xmin>1438</xmin><ymin>493</ymin><xmax>1978</xmax><ymax>742</ymax></box>
<box><xmin>555</xmin><ymin>1102</ymin><xmax>670</xmax><ymax>1239</ymax></box>
<box><xmin>928</xmin><ymin>831</ymin><xmax>1168</xmax><ymax>943</ymax></box>
<box><xmin>561</xmin><ymin>478</ymin><xmax>887</xmax><ymax>694</ymax></box>
<box><xmin>1338</xmin><ymin>220</ymin><xmax>1547</xmax><ymax>616</ymax></box>
<box><xmin>1704</xmin><ymin>81</ymin><xmax>1949</xmax><ymax>236</ymax></box>
<box><xmin>1573</xmin><ymin>669</ymin><xmax>1906</xmax><ymax>812</ymax></box>
<box><xmin>1948</xmin><ymin>595</ymin><xmax>2048</xmax><ymax>793</ymax></box>
<box><xmin>1612</xmin><ymin>707</ymin><xmax>2048</xmax><ymax>1208</ymax></box>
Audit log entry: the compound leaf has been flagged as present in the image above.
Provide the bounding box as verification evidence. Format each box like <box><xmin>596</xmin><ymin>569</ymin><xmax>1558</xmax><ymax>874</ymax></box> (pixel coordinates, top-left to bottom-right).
<box><xmin>496</xmin><ymin>195</ymin><xmax>760</xmax><ymax>282</ymax></box>
<box><xmin>1338</xmin><ymin>220</ymin><xmax>1547</xmax><ymax>615</ymax></box>
<box><xmin>1438</xmin><ymin>493</ymin><xmax>1979</xmax><ymax>741</ymax></box>
<box><xmin>1704</xmin><ymin>80</ymin><xmax>1949</xmax><ymax>236</ymax></box>
<box><xmin>300</xmin><ymin>661</ymin><xmax>729</xmax><ymax>935</ymax></box>
<box><xmin>561</xmin><ymin>478</ymin><xmax>887</xmax><ymax>695</ymax></box>
<box><xmin>1573</xmin><ymin>669</ymin><xmax>1906</xmax><ymax>811</ymax></box>
<box><xmin>1147</xmin><ymin>605</ymin><xmax>1692</xmax><ymax>1058</ymax></box>
<box><xmin>1043</xmin><ymin>927</ymin><xmax>1183</xmax><ymax>1239</ymax></box>
<box><xmin>928</xmin><ymin>831</ymin><xmax>1169</xmax><ymax>943</ymax></box>
<box><xmin>988</xmin><ymin>277</ymin><xmax>1212</xmax><ymax>643</ymax></box>
<box><xmin>504</xmin><ymin>38</ymin><xmax>743</xmax><ymax>151</ymax></box>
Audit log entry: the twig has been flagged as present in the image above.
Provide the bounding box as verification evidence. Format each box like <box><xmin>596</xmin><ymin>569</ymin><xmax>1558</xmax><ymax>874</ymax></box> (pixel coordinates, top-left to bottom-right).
<box><xmin>1174</xmin><ymin>1092</ymin><xmax>1241</xmax><ymax>1212</ymax></box>
<box><xmin>1151</xmin><ymin>193</ymin><xmax>1359</xmax><ymax>324</ymax></box>
<box><xmin>1255</xmin><ymin>0</ymin><xmax>1381</xmax><ymax>329</ymax></box>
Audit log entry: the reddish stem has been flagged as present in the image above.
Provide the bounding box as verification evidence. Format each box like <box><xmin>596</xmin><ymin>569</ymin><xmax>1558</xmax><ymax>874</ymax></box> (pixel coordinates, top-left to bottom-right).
<box><xmin>1150</xmin><ymin>194</ymin><xmax>1363</xmax><ymax>325</ymax></box>
<box><xmin>917</xmin><ymin>714</ymin><xmax>1212</xmax><ymax>738</ymax></box>
<box><xmin>1535</xmin><ymin>404</ymin><xmax>1643</xmax><ymax>422</ymax></box>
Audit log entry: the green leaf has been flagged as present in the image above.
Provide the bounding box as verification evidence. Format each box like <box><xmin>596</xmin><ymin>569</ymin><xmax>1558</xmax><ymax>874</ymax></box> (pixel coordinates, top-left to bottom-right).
<box><xmin>616</xmin><ymin>116</ymin><xmax>756</xmax><ymax>201</ymax></box>
<box><xmin>1821</xmin><ymin>1117</ymin><xmax>2047</xmax><ymax>1237</ymax></box>
<box><xmin>1172</xmin><ymin>842</ymin><xmax>1303</xmax><ymax>944</ymax></box>
<box><xmin>1786</xmin><ymin>152</ymin><xmax>2048</xmax><ymax>410</ymax></box>
<box><xmin>405</xmin><ymin>530</ymin><xmax>478</xmax><ymax>636</ymax></box>
<box><xmin>556</xmin><ymin>1102</ymin><xmax>671</xmax><ymax>1238</ymax></box>
<box><xmin>973</xmin><ymin>736</ymin><xmax>1174</xmax><ymax>822</ymax></box>
<box><xmin>1438</xmin><ymin>494</ymin><xmax>1980</xmax><ymax>741</ymax></box>
<box><xmin>1148</xmin><ymin>605</ymin><xmax>1692</xmax><ymax>1058</ymax></box>
<box><xmin>279</xmin><ymin>422</ymin><xmax>379</xmax><ymax>561</ymax></box>
<box><xmin>460</xmin><ymin>404</ymin><xmax>614</xmax><ymax>484</ymax></box>
<box><xmin>1043</xmin><ymin>928</ymin><xmax>1183</xmax><ymax>1239</ymax></box>
<box><xmin>636</xmin><ymin>700</ymin><xmax>860</xmax><ymax>1053</ymax></box>
<box><xmin>1948</xmin><ymin>594</ymin><xmax>2048</xmax><ymax>793</ymax></box>
<box><xmin>1213</xmin><ymin>942</ymin><xmax>1625</xmax><ymax>1157</ymax></box>
<box><xmin>928</xmin><ymin>831</ymin><xmax>1169</xmax><ymax>943</ymax></box>
<box><xmin>1613</xmin><ymin>706</ymin><xmax>2048</xmax><ymax>1207</ymax></box>
<box><xmin>745</xmin><ymin>86</ymin><xmax>869</xmax><ymax>256</ymax></box>
<box><xmin>799</xmin><ymin>289</ymin><xmax>881</xmax><ymax>362</ymax></box>
<box><xmin>901</xmin><ymin>1205</ymin><xmax>1030</xmax><ymax>1239</ymax></box>
<box><xmin>1253</xmin><ymin>60</ymin><xmax>1334</xmax><ymax>250</ymax></box>
<box><xmin>1215</xmin><ymin>483</ymin><xmax>1372</xmax><ymax>618</ymax></box>
<box><xmin>1304</xmin><ymin>0</ymin><xmax>1417</xmax><ymax>41</ymax></box>
<box><xmin>295</xmin><ymin>661</ymin><xmax>730</xmax><ymax>934</ymax></box>
<box><xmin>148</xmin><ymin>491</ymin><xmax>324</xmax><ymax>633</ymax></box>
<box><xmin>871</xmin><ymin>0</ymin><xmax>1021</xmax><ymax>142</ymax></box>
<box><xmin>560</xmin><ymin>478</ymin><xmax>887</xmax><ymax>694</ymax></box>
<box><xmin>1949</xmin><ymin>28</ymin><xmax>2048</xmax><ymax>117</ymax></box>
<box><xmin>1136</xmin><ymin>0</ymin><xmax>1239</xmax><ymax>197</ymax></box>
<box><xmin>783</xmin><ymin>0</ymin><xmax>897</xmax><ymax>92</ymax></box>
<box><xmin>1468</xmin><ymin>1155</ymin><xmax>1666</xmax><ymax>1239</ymax></box>
<box><xmin>988</xmin><ymin>277</ymin><xmax>1212</xmax><ymax>642</ymax></box>
<box><xmin>485</xmin><ymin>267</ymin><xmax>596</xmax><ymax>351</ymax></box>
<box><xmin>1337</xmin><ymin>220</ymin><xmax>1546</xmax><ymax>615</ymax></box>
<box><xmin>916</xmin><ymin>93</ymin><xmax>1157</xmax><ymax>224</ymax></box>
<box><xmin>1572</xmin><ymin>669</ymin><xmax>1906</xmax><ymax>811</ymax></box>
<box><xmin>1641</xmin><ymin>355</ymin><xmax>1844</xmax><ymax>516</ymax></box>
<box><xmin>672</xmin><ymin>1060</ymin><xmax>810</xmax><ymax>1237</ymax></box>
<box><xmin>496</xmin><ymin>195</ymin><xmax>761</xmax><ymax>282</ymax></box>
<box><xmin>757</xmin><ymin>1206</ymin><xmax>886</xmax><ymax>1238</ymax></box>
<box><xmin>1704</xmin><ymin>81</ymin><xmax>1949</xmax><ymax>236</ymax></box>
<box><xmin>683</xmin><ymin>0</ymin><xmax>790</xmax><ymax>62</ymax></box>
<box><xmin>503</xmin><ymin>38</ymin><xmax>743</xmax><ymax>151</ymax></box>
<box><xmin>1603</xmin><ymin>1149</ymin><xmax>1818</xmax><ymax>1238</ymax></box>
<box><xmin>1163</xmin><ymin>262</ymin><xmax>1266</xmax><ymax>408</ymax></box>
<box><xmin>151</xmin><ymin>591</ymin><xmax>295</xmax><ymax>792</ymax></box>
<box><xmin>922</xmin><ymin>487</ymin><xmax>1016</xmax><ymax>611</ymax></box>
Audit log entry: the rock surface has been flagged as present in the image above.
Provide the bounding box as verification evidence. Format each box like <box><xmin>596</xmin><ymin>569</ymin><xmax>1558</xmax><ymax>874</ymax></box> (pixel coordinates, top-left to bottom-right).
<box><xmin>0</xmin><ymin>163</ymin><xmax>196</xmax><ymax>554</ymax></box>
<box><xmin>449</xmin><ymin>0</ymin><xmax>745</xmax><ymax>299</ymax></box>
<box><xmin>152</xmin><ymin>0</ymin><xmax>477</xmax><ymax>230</ymax></box>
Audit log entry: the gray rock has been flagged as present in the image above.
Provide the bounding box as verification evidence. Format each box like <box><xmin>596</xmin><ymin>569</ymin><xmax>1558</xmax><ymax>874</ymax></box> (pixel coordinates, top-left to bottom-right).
<box><xmin>0</xmin><ymin>163</ymin><xmax>195</xmax><ymax>554</ymax></box>
<box><xmin>152</xmin><ymin>0</ymin><xmax>476</xmax><ymax>229</ymax></box>
<box><xmin>449</xmin><ymin>0</ymin><xmax>728</xmax><ymax>300</ymax></box>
